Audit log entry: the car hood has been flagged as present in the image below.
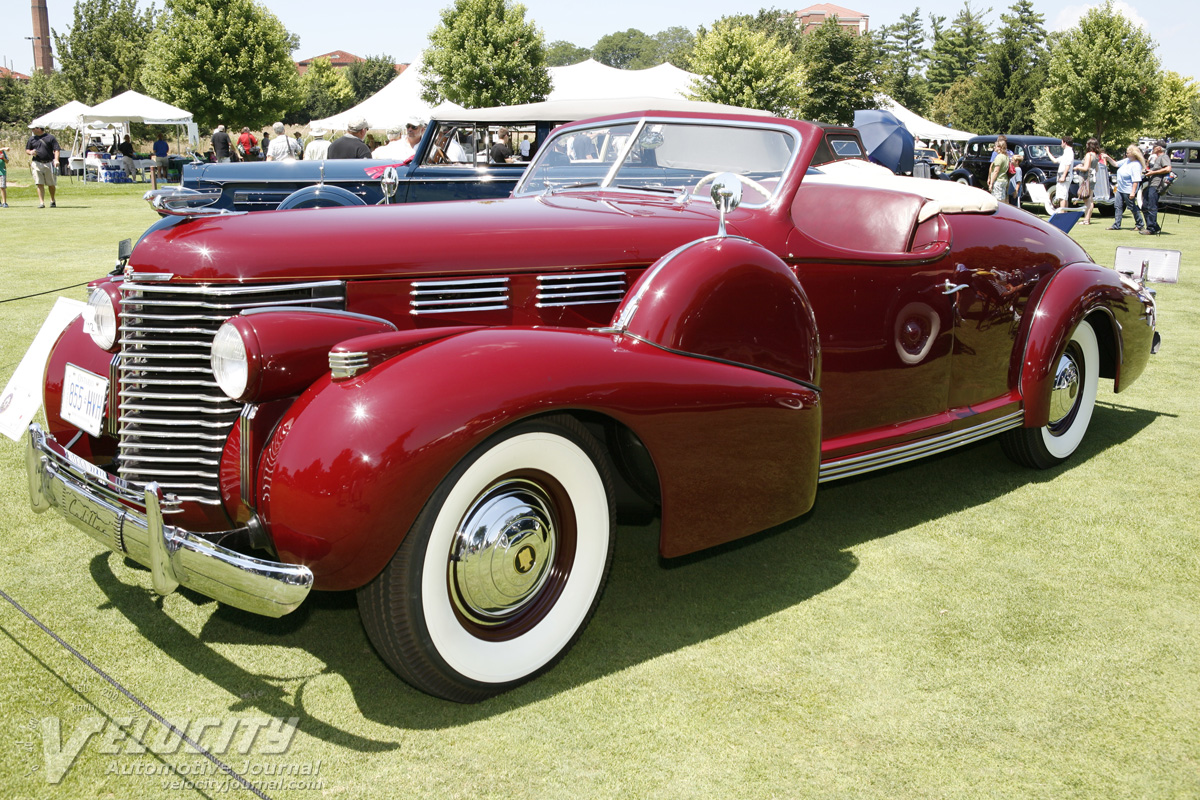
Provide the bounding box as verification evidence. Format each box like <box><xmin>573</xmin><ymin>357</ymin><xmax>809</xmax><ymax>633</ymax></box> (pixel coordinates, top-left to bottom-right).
<box><xmin>130</xmin><ymin>194</ymin><xmax>725</xmax><ymax>283</ymax></box>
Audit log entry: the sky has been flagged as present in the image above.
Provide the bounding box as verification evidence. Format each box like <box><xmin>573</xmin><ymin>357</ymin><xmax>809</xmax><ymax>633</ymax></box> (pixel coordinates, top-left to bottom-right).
<box><xmin>3</xmin><ymin>0</ymin><xmax>1196</xmax><ymax>87</ymax></box>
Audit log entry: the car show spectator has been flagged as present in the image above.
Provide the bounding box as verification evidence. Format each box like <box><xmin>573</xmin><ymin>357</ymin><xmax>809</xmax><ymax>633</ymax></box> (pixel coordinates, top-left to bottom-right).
<box><xmin>987</xmin><ymin>139</ymin><xmax>1010</xmax><ymax>202</ymax></box>
<box><xmin>304</xmin><ymin>127</ymin><xmax>331</xmax><ymax>160</ymax></box>
<box><xmin>266</xmin><ymin>122</ymin><xmax>302</xmax><ymax>161</ymax></box>
<box><xmin>1074</xmin><ymin>138</ymin><xmax>1101</xmax><ymax>225</ymax></box>
<box><xmin>1056</xmin><ymin>136</ymin><xmax>1075</xmax><ymax>211</ymax></box>
<box><xmin>152</xmin><ymin>132</ymin><xmax>170</xmax><ymax>186</ymax></box>
<box><xmin>490</xmin><ymin>127</ymin><xmax>514</xmax><ymax>163</ymax></box>
<box><xmin>25</xmin><ymin>124</ymin><xmax>60</xmax><ymax>208</ymax></box>
<box><xmin>294</xmin><ymin>131</ymin><xmax>304</xmax><ymax>158</ymax></box>
<box><xmin>212</xmin><ymin>125</ymin><xmax>236</xmax><ymax>162</ymax></box>
<box><xmin>237</xmin><ymin>127</ymin><xmax>258</xmax><ymax>159</ymax></box>
<box><xmin>116</xmin><ymin>133</ymin><xmax>137</xmax><ymax>178</ymax></box>
<box><xmin>1143</xmin><ymin>141</ymin><xmax>1172</xmax><ymax>234</ymax></box>
<box><xmin>1102</xmin><ymin>145</ymin><xmax>1147</xmax><ymax>231</ymax></box>
<box><xmin>0</xmin><ymin>146</ymin><xmax>9</xmax><ymax>207</ymax></box>
<box><xmin>327</xmin><ymin>118</ymin><xmax>373</xmax><ymax>159</ymax></box>
<box><xmin>373</xmin><ymin>125</ymin><xmax>413</xmax><ymax>161</ymax></box>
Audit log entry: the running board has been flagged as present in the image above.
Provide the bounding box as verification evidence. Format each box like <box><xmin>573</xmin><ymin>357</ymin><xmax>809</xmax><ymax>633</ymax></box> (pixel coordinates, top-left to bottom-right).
<box><xmin>818</xmin><ymin>410</ymin><xmax>1025</xmax><ymax>484</ymax></box>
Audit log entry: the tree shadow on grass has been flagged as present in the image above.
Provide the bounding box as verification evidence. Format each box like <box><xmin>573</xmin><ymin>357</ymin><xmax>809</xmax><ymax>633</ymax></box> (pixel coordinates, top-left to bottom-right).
<box><xmin>87</xmin><ymin>402</ymin><xmax>1162</xmax><ymax>741</ymax></box>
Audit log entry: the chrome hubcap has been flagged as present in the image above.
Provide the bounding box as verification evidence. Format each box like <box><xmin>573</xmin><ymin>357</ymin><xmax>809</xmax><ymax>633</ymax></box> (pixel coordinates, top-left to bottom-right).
<box><xmin>1048</xmin><ymin>348</ymin><xmax>1081</xmax><ymax>429</ymax></box>
<box><xmin>449</xmin><ymin>479</ymin><xmax>557</xmax><ymax>626</ymax></box>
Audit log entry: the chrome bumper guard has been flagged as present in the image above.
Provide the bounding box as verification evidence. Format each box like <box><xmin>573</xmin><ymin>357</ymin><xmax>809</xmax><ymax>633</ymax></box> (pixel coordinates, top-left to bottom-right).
<box><xmin>25</xmin><ymin>424</ymin><xmax>312</xmax><ymax>618</ymax></box>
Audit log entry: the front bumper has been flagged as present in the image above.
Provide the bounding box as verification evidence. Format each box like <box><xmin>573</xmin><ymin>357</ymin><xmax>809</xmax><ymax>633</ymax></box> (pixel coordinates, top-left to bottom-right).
<box><xmin>25</xmin><ymin>424</ymin><xmax>312</xmax><ymax>617</ymax></box>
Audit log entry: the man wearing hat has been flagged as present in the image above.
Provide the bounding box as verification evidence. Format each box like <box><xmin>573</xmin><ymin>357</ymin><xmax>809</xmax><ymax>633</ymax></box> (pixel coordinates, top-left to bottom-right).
<box><xmin>328</xmin><ymin>117</ymin><xmax>372</xmax><ymax>159</ymax></box>
<box><xmin>1142</xmin><ymin>141</ymin><xmax>1172</xmax><ymax>235</ymax></box>
<box><xmin>26</xmin><ymin>125</ymin><xmax>61</xmax><ymax>208</ymax></box>
<box><xmin>372</xmin><ymin>124</ymin><xmax>411</xmax><ymax>160</ymax></box>
<box><xmin>304</xmin><ymin>127</ymin><xmax>331</xmax><ymax>161</ymax></box>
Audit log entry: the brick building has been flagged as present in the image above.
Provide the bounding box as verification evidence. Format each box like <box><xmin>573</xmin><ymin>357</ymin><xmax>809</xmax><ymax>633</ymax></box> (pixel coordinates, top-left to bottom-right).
<box><xmin>794</xmin><ymin>4</ymin><xmax>869</xmax><ymax>36</ymax></box>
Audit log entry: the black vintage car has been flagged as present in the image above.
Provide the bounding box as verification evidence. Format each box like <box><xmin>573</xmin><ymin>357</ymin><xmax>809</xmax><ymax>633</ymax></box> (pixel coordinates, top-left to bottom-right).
<box><xmin>175</xmin><ymin>98</ymin><xmax>770</xmax><ymax>212</ymax></box>
<box><xmin>949</xmin><ymin>135</ymin><xmax>1079</xmax><ymax>206</ymax></box>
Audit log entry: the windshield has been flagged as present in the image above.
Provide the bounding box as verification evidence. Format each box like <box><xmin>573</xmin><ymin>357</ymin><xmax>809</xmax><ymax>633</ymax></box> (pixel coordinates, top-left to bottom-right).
<box><xmin>1026</xmin><ymin>144</ymin><xmax>1064</xmax><ymax>160</ymax></box>
<box><xmin>515</xmin><ymin>120</ymin><xmax>799</xmax><ymax>205</ymax></box>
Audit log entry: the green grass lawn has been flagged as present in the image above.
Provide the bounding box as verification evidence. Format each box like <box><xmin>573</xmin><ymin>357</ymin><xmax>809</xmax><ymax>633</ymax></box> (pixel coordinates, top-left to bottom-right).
<box><xmin>1</xmin><ymin>183</ymin><xmax>1197</xmax><ymax>799</ymax></box>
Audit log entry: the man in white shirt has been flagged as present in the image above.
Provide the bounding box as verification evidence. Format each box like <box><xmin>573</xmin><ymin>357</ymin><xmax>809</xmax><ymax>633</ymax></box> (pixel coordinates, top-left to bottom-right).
<box><xmin>266</xmin><ymin>122</ymin><xmax>301</xmax><ymax>161</ymax></box>
<box><xmin>304</xmin><ymin>127</ymin><xmax>330</xmax><ymax>160</ymax></box>
<box><xmin>1056</xmin><ymin>136</ymin><xmax>1075</xmax><ymax>211</ymax></box>
<box><xmin>372</xmin><ymin>125</ymin><xmax>412</xmax><ymax>161</ymax></box>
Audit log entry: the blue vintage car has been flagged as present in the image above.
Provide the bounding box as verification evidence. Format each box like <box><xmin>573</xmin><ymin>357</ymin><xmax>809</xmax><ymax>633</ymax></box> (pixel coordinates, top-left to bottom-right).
<box><xmin>177</xmin><ymin>97</ymin><xmax>770</xmax><ymax>211</ymax></box>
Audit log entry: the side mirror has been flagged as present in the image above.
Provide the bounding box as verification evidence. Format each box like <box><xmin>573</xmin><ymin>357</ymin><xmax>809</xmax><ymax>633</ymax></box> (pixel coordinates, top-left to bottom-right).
<box><xmin>709</xmin><ymin>173</ymin><xmax>742</xmax><ymax>236</ymax></box>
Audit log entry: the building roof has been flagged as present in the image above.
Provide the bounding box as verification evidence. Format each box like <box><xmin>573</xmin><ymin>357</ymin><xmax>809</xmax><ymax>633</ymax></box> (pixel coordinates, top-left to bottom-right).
<box><xmin>795</xmin><ymin>3</ymin><xmax>868</xmax><ymax>20</ymax></box>
<box><xmin>1</xmin><ymin>67</ymin><xmax>31</xmax><ymax>81</ymax></box>
<box><xmin>297</xmin><ymin>50</ymin><xmax>365</xmax><ymax>67</ymax></box>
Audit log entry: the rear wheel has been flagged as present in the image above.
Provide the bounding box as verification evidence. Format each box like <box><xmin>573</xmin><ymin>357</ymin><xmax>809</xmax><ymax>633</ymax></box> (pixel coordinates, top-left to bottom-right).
<box><xmin>358</xmin><ymin>415</ymin><xmax>615</xmax><ymax>702</ymax></box>
<box><xmin>1002</xmin><ymin>320</ymin><xmax>1099</xmax><ymax>469</ymax></box>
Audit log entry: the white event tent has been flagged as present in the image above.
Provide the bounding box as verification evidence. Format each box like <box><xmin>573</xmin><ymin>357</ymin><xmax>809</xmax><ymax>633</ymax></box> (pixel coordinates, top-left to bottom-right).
<box><xmin>30</xmin><ymin>100</ymin><xmax>93</xmax><ymax>130</ymax></box>
<box><xmin>312</xmin><ymin>58</ymin><xmax>701</xmax><ymax>132</ymax></box>
<box><xmin>877</xmin><ymin>94</ymin><xmax>974</xmax><ymax>141</ymax></box>
<box><xmin>80</xmin><ymin>90</ymin><xmax>199</xmax><ymax>144</ymax></box>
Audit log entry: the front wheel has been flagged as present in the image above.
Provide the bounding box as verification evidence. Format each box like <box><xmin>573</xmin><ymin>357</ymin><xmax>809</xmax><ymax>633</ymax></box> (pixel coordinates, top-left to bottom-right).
<box><xmin>358</xmin><ymin>415</ymin><xmax>615</xmax><ymax>702</ymax></box>
<box><xmin>1002</xmin><ymin>320</ymin><xmax>1099</xmax><ymax>469</ymax></box>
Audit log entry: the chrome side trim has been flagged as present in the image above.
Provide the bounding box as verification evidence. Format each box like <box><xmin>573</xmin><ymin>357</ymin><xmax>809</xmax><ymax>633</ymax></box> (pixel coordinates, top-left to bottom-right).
<box><xmin>818</xmin><ymin>411</ymin><xmax>1025</xmax><ymax>483</ymax></box>
<box><xmin>106</xmin><ymin>353</ymin><xmax>121</xmax><ymax>437</ymax></box>
<box><xmin>239</xmin><ymin>405</ymin><xmax>257</xmax><ymax>510</ymax></box>
<box><xmin>410</xmin><ymin>277</ymin><xmax>509</xmax><ymax>316</ymax></box>
<box><xmin>329</xmin><ymin>351</ymin><xmax>369</xmax><ymax>380</ymax></box>
<box><xmin>27</xmin><ymin>425</ymin><xmax>311</xmax><ymax>618</ymax></box>
<box><xmin>536</xmin><ymin>272</ymin><xmax>627</xmax><ymax>307</ymax></box>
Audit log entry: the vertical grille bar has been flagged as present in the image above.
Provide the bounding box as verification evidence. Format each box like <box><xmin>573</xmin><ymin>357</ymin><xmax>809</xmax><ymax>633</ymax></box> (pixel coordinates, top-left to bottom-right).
<box><xmin>116</xmin><ymin>280</ymin><xmax>344</xmax><ymax>504</ymax></box>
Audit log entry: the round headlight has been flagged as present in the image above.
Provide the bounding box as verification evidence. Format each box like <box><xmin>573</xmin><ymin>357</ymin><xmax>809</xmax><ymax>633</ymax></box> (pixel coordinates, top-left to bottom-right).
<box><xmin>86</xmin><ymin>286</ymin><xmax>118</xmax><ymax>350</ymax></box>
<box><xmin>211</xmin><ymin>323</ymin><xmax>249</xmax><ymax>400</ymax></box>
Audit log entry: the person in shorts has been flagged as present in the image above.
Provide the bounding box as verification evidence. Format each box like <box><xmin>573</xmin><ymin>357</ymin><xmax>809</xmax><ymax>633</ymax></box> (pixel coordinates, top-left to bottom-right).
<box><xmin>26</xmin><ymin>125</ymin><xmax>61</xmax><ymax>208</ymax></box>
<box><xmin>152</xmin><ymin>132</ymin><xmax>171</xmax><ymax>186</ymax></box>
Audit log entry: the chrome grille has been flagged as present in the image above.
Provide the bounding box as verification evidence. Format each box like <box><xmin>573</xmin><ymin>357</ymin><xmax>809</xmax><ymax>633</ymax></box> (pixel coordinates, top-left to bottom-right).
<box><xmin>116</xmin><ymin>279</ymin><xmax>345</xmax><ymax>504</ymax></box>
<box><xmin>410</xmin><ymin>277</ymin><xmax>508</xmax><ymax>315</ymax></box>
<box><xmin>536</xmin><ymin>272</ymin><xmax>627</xmax><ymax>307</ymax></box>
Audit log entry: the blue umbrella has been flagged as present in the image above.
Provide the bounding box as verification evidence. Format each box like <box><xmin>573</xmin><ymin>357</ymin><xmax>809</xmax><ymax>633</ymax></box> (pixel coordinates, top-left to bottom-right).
<box><xmin>853</xmin><ymin>109</ymin><xmax>915</xmax><ymax>175</ymax></box>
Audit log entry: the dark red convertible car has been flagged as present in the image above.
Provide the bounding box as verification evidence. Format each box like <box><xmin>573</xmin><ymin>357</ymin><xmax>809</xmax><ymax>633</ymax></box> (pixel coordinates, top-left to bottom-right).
<box><xmin>26</xmin><ymin>110</ymin><xmax>1159</xmax><ymax>701</ymax></box>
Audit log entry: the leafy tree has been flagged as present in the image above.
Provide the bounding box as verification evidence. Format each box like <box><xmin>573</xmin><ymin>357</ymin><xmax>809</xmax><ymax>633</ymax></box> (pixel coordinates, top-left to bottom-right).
<box><xmin>1033</xmin><ymin>0</ymin><xmax>1159</xmax><ymax>145</ymax></box>
<box><xmin>877</xmin><ymin>8</ymin><xmax>929</xmax><ymax>115</ymax></box>
<box><xmin>421</xmin><ymin>0</ymin><xmax>550</xmax><ymax>108</ymax></box>
<box><xmin>928</xmin><ymin>74</ymin><xmax>977</xmax><ymax>131</ymax></box>
<box><xmin>654</xmin><ymin>26</ymin><xmax>695</xmax><ymax>70</ymax></box>
<box><xmin>0</xmin><ymin>73</ymin><xmax>22</xmax><ymax>125</ymax></box>
<box><xmin>592</xmin><ymin>29</ymin><xmax>659</xmax><ymax>70</ymax></box>
<box><xmin>961</xmin><ymin>0</ymin><xmax>1047</xmax><ymax>134</ymax></box>
<box><xmin>546</xmin><ymin>40</ymin><xmax>590</xmax><ymax>67</ymax></box>
<box><xmin>799</xmin><ymin>17</ymin><xmax>877</xmax><ymax>125</ymax></box>
<box><xmin>140</xmin><ymin>0</ymin><xmax>301</xmax><ymax>131</ymax></box>
<box><xmin>53</xmin><ymin>0</ymin><xmax>156</xmax><ymax>104</ymax></box>
<box><xmin>926</xmin><ymin>2</ymin><xmax>991</xmax><ymax>97</ymax></box>
<box><xmin>713</xmin><ymin>7</ymin><xmax>804</xmax><ymax>55</ymax></box>
<box><xmin>688</xmin><ymin>18</ymin><xmax>803</xmax><ymax>117</ymax></box>
<box><xmin>292</xmin><ymin>57</ymin><xmax>354</xmax><ymax>123</ymax></box>
<box><xmin>20</xmin><ymin>69</ymin><xmax>69</xmax><ymax>122</ymax></box>
<box><xmin>345</xmin><ymin>54</ymin><xmax>397</xmax><ymax>104</ymax></box>
<box><xmin>1145</xmin><ymin>71</ymin><xmax>1199</xmax><ymax>140</ymax></box>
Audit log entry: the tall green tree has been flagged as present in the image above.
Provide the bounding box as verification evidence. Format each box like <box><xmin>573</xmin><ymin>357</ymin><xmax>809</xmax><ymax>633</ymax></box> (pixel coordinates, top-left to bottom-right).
<box><xmin>546</xmin><ymin>40</ymin><xmax>590</xmax><ymax>67</ymax></box>
<box><xmin>421</xmin><ymin>0</ymin><xmax>549</xmax><ymax>108</ymax></box>
<box><xmin>1145</xmin><ymin>71</ymin><xmax>1199</xmax><ymax>140</ymax></box>
<box><xmin>1033</xmin><ymin>0</ymin><xmax>1159</xmax><ymax>145</ymax></box>
<box><xmin>592</xmin><ymin>29</ymin><xmax>659</xmax><ymax>69</ymax></box>
<box><xmin>926</xmin><ymin>2</ymin><xmax>990</xmax><ymax>97</ymax></box>
<box><xmin>20</xmin><ymin>69</ymin><xmax>69</xmax><ymax>122</ymax></box>
<box><xmin>345</xmin><ymin>54</ymin><xmax>397</xmax><ymax>104</ymax></box>
<box><xmin>0</xmin><ymin>73</ymin><xmax>22</xmax><ymax>125</ymax></box>
<box><xmin>139</xmin><ymin>0</ymin><xmax>300</xmax><ymax>131</ymax></box>
<box><xmin>654</xmin><ymin>26</ymin><xmax>695</xmax><ymax>69</ymax></box>
<box><xmin>962</xmin><ymin>0</ymin><xmax>1047</xmax><ymax>134</ymax></box>
<box><xmin>689</xmin><ymin>18</ymin><xmax>803</xmax><ymax>116</ymax></box>
<box><xmin>928</xmin><ymin>74</ymin><xmax>977</xmax><ymax>131</ymax></box>
<box><xmin>799</xmin><ymin>17</ymin><xmax>877</xmax><ymax>125</ymax></box>
<box><xmin>714</xmin><ymin>7</ymin><xmax>804</xmax><ymax>55</ymax></box>
<box><xmin>878</xmin><ymin>8</ymin><xmax>929</xmax><ymax>115</ymax></box>
<box><xmin>54</xmin><ymin>0</ymin><xmax>156</xmax><ymax>104</ymax></box>
<box><xmin>291</xmin><ymin>57</ymin><xmax>354</xmax><ymax>123</ymax></box>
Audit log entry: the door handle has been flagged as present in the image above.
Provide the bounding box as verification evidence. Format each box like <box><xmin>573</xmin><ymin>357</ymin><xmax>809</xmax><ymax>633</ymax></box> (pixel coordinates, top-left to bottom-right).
<box><xmin>942</xmin><ymin>280</ymin><xmax>969</xmax><ymax>295</ymax></box>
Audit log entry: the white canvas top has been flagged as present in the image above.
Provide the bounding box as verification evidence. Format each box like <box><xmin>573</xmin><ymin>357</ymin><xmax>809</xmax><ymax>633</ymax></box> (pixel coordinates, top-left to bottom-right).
<box><xmin>80</xmin><ymin>90</ymin><xmax>193</xmax><ymax>125</ymax></box>
<box><xmin>877</xmin><ymin>94</ymin><xmax>974</xmax><ymax>141</ymax></box>
<box><xmin>29</xmin><ymin>100</ymin><xmax>93</xmax><ymax>129</ymax></box>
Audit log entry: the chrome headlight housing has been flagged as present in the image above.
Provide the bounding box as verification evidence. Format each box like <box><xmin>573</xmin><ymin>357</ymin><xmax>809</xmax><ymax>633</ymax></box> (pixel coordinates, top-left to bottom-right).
<box><xmin>85</xmin><ymin>286</ymin><xmax>119</xmax><ymax>351</ymax></box>
<box><xmin>211</xmin><ymin>323</ymin><xmax>250</xmax><ymax>400</ymax></box>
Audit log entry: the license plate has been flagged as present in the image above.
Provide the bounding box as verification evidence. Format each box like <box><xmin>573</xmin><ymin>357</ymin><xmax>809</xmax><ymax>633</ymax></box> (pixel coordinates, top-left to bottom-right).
<box><xmin>61</xmin><ymin>363</ymin><xmax>108</xmax><ymax>437</ymax></box>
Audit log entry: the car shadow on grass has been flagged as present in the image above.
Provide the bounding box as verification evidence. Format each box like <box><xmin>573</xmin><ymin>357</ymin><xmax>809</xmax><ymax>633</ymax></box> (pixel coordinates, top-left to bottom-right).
<box><xmin>86</xmin><ymin>401</ymin><xmax>1162</xmax><ymax>741</ymax></box>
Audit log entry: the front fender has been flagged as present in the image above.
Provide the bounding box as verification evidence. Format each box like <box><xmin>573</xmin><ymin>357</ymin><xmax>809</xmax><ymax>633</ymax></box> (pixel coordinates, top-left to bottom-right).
<box><xmin>258</xmin><ymin>327</ymin><xmax>821</xmax><ymax>590</ymax></box>
<box><xmin>1016</xmin><ymin>262</ymin><xmax>1155</xmax><ymax>427</ymax></box>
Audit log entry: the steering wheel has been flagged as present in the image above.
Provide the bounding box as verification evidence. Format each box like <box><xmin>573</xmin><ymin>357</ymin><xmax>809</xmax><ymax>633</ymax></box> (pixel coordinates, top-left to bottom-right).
<box><xmin>694</xmin><ymin>171</ymin><xmax>771</xmax><ymax>201</ymax></box>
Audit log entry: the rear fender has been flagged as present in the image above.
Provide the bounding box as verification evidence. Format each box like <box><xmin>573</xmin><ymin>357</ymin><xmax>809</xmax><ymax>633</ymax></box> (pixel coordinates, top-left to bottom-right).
<box><xmin>1016</xmin><ymin>262</ymin><xmax>1155</xmax><ymax>426</ymax></box>
<box><xmin>258</xmin><ymin>327</ymin><xmax>821</xmax><ymax>590</ymax></box>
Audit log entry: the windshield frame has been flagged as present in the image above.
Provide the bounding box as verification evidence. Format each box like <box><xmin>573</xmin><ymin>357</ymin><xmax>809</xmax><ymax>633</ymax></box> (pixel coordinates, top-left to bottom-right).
<box><xmin>513</xmin><ymin>115</ymin><xmax>804</xmax><ymax>208</ymax></box>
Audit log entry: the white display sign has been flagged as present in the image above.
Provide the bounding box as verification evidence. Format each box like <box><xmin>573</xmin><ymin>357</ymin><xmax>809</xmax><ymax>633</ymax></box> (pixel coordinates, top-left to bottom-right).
<box><xmin>60</xmin><ymin>363</ymin><xmax>109</xmax><ymax>438</ymax></box>
<box><xmin>0</xmin><ymin>298</ymin><xmax>87</xmax><ymax>441</ymax></box>
<box><xmin>1114</xmin><ymin>247</ymin><xmax>1181</xmax><ymax>283</ymax></box>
